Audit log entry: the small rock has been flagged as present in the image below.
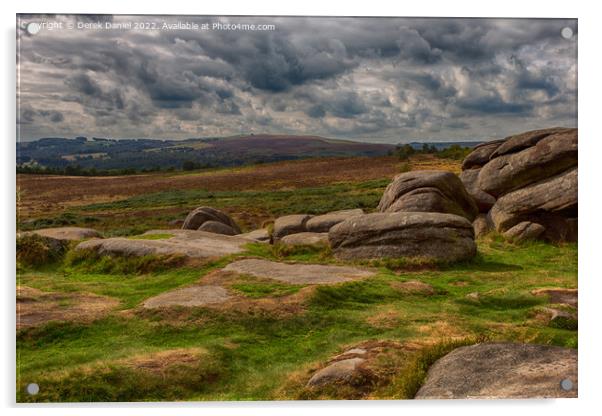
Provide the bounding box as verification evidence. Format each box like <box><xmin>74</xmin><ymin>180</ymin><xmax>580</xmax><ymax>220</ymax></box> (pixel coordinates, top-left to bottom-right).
<box><xmin>465</xmin><ymin>292</ymin><xmax>480</xmax><ymax>301</ymax></box>
<box><xmin>472</xmin><ymin>214</ymin><xmax>493</xmax><ymax>238</ymax></box>
<box><xmin>272</xmin><ymin>214</ymin><xmax>313</xmax><ymax>241</ymax></box>
<box><xmin>503</xmin><ymin>221</ymin><xmax>546</xmax><ymax>242</ymax></box>
<box><xmin>237</xmin><ymin>228</ymin><xmax>271</xmax><ymax>242</ymax></box>
<box><xmin>305</xmin><ymin>209</ymin><xmax>364</xmax><ymax>233</ymax></box>
<box><xmin>198</xmin><ymin>220</ymin><xmax>237</xmax><ymax>236</ymax></box>
<box><xmin>307</xmin><ymin>358</ymin><xmax>366</xmax><ymax>387</ymax></box>
<box><xmin>280</xmin><ymin>232</ymin><xmax>329</xmax><ymax>246</ymax></box>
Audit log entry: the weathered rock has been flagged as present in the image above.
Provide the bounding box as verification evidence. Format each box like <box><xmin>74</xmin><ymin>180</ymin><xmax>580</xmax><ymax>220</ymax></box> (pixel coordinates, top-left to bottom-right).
<box><xmin>531</xmin><ymin>288</ymin><xmax>578</xmax><ymax>307</ymax></box>
<box><xmin>503</xmin><ymin>221</ymin><xmax>546</xmax><ymax>242</ymax></box>
<box><xmin>489</xmin><ymin>167</ymin><xmax>577</xmax><ymax>237</ymax></box>
<box><xmin>168</xmin><ymin>219</ymin><xmax>184</xmax><ymax>227</ymax></box>
<box><xmin>307</xmin><ymin>358</ymin><xmax>366</xmax><ymax>387</ymax></box>
<box><xmin>329</xmin><ymin>212</ymin><xmax>476</xmax><ymax>262</ymax></box>
<box><xmin>378</xmin><ymin>171</ymin><xmax>478</xmax><ymax>221</ymax></box>
<box><xmin>237</xmin><ymin>228</ymin><xmax>271</xmax><ymax>242</ymax></box>
<box><xmin>76</xmin><ymin>229</ymin><xmax>249</xmax><ymax>259</ymax></box>
<box><xmin>143</xmin><ymin>285</ymin><xmax>231</xmax><ymax>309</ymax></box>
<box><xmin>305</xmin><ymin>209</ymin><xmax>364</xmax><ymax>233</ymax></box>
<box><xmin>280</xmin><ymin>232</ymin><xmax>329</xmax><ymax>246</ymax></box>
<box><xmin>472</xmin><ymin>214</ymin><xmax>493</xmax><ymax>238</ymax></box>
<box><xmin>222</xmin><ymin>259</ymin><xmax>375</xmax><ymax>284</ymax></box>
<box><xmin>461</xmin><ymin>139</ymin><xmax>506</xmax><ymax>170</ymax></box>
<box><xmin>182</xmin><ymin>206</ymin><xmax>241</xmax><ymax>234</ymax></box>
<box><xmin>20</xmin><ymin>226</ymin><xmax>101</xmax><ymax>242</ymax></box>
<box><xmin>415</xmin><ymin>343</ymin><xmax>577</xmax><ymax>399</ymax></box>
<box><xmin>478</xmin><ymin>129</ymin><xmax>577</xmax><ymax>197</ymax></box>
<box><xmin>490</xmin><ymin>127</ymin><xmax>574</xmax><ymax>159</ymax></box>
<box><xmin>272</xmin><ymin>214</ymin><xmax>312</xmax><ymax>241</ymax></box>
<box><xmin>459</xmin><ymin>169</ymin><xmax>496</xmax><ymax>212</ymax></box>
<box><xmin>198</xmin><ymin>220</ymin><xmax>237</xmax><ymax>236</ymax></box>
<box><xmin>390</xmin><ymin>280</ymin><xmax>435</xmax><ymax>295</ymax></box>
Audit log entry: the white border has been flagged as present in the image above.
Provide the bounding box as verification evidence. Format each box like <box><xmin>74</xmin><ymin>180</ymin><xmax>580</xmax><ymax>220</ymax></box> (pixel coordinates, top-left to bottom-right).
<box><xmin>3</xmin><ymin>1</ymin><xmax>601</xmax><ymax>415</ymax></box>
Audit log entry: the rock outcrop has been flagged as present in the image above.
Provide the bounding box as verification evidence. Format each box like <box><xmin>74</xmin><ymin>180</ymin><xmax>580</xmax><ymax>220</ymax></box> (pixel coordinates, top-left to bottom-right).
<box><xmin>377</xmin><ymin>171</ymin><xmax>478</xmax><ymax>221</ymax></box>
<box><xmin>328</xmin><ymin>212</ymin><xmax>476</xmax><ymax>262</ymax></box>
<box><xmin>76</xmin><ymin>229</ymin><xmax>249</xmax><ymax>259</ymax></box>
<box><xmin>460</xmin><ymin>127</ymin><xmax>577</xmax><ymax>242</ymax></box>
<box><xmin>415</xmin><ymin>343</ymin><xmax>577</xmax><ymax>399</ymax></box>
<box><xmin>181</xmin><ymin>206</ymin><xmax>241</xmax><ymax>234</ymax></box>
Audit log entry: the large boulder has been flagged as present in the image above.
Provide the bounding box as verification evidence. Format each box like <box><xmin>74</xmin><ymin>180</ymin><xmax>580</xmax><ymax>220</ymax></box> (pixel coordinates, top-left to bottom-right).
<box><xmin>181</xmin><ymin>206</ymin><xmax>241</xmax><ymax>234</ymax></box>
<box><xmin>477</xmin><ymin>129</ymin><xmax>577</xmax><ymax>197</ymax></box>
<box><xmin>377</xmin><ymin>171</ymin><xmax>478</xmax><ymax>221</ymax></box>
<box><xmin>489</xmin><ymin>167</ymin><xmax>577</xmax><ymax>239</ymax></box>
<box><xmin>415</xmin><ymin>343</ymin><xmax>577</xmax><ymax>399</ymax></box>
<box><xmin>328</xmin><ymin>212</ymin><xmax>476</xmax><ymax>262</ymax></box>
<box><xmin>272</xmin><ymin>214</ymin><xmax>312</xmax><ymax>241</ymax></box>
<box><xmin>490</xmin><ymin>127</ymin><xmax>574</xmax><ymax>159</ymax></box>
<box><xmin>459</xmin><ymin>169</ymin><xmax>496</xmax><ymax>212</ymax></box>
<box><xmin>306</xmin><ymin>209</ymin><xmax>364</xmax><ymax>233</ymax></box>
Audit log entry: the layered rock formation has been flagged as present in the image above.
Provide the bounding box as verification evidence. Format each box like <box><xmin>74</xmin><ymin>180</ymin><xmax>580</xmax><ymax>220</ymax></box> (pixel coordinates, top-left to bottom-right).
<box><xmin>460</xmin><ymin>127</ymin><xmax>577</xmax><ymax>242</ymax></box>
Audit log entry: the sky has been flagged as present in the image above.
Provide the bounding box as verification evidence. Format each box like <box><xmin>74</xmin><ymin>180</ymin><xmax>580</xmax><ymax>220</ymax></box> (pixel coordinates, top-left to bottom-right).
<box><xmin>17</xmin><ymin>15</ymin><xmax>577</xmax><ymax>143</ymax></box>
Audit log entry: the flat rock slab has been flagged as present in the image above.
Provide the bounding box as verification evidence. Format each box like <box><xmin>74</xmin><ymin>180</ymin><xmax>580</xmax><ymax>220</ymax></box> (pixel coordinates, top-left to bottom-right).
<box><xmin>415</xmin><ymin>343</ymin><xmax>577</xmax><ymax>399</ymax></box>
<box><xmin>20</xmin><ymin>226</ymin><xmax>101</xmax><ymax>242</ymax></box>
<box><xmin>76</xmin><ymin>229</ymin><xmax>250</xmax><ymax>259</ymax></box>
<box><xmin>222</xmin><ymin>259</ymin><xmax>375</xmax><ymax>284</ymax></box>
<box><xmin>143</xmin><ymin>285</ymin><xmax>231</xmax><ymax>309</ymax></box>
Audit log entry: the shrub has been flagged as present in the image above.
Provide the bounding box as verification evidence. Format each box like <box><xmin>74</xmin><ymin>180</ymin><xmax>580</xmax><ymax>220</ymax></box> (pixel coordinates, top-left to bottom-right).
<box><xmin>16</xmin><ymin>234</ymin><xmax>67</xmax><ymax>268</ymax></box>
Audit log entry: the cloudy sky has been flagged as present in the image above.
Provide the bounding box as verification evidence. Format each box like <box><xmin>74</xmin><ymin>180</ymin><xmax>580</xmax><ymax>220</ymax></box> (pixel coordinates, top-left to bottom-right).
<box><xmin>17</xmin><ymin>15</ymin><xmax>577</xmax><ymax>143</ymax></box>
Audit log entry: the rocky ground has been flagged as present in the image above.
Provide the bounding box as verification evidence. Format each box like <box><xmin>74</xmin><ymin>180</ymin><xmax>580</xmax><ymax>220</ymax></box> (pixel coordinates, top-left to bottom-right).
<box><xmin>16</xmin><ymin>129</ymin><xmax>577</xmax><ymax>402</ymax></box>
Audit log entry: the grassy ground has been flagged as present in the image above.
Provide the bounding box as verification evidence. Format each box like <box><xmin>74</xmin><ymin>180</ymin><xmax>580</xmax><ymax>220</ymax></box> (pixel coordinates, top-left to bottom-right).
<box><xmin>15</xmin><ymin>155</ymin><xmax>577</xmax><ymax>402</ymax></box>
<box><xmin>16</xmin><ymin>235</ymin><xmax>577</xmax><ymax>402</ymax></box>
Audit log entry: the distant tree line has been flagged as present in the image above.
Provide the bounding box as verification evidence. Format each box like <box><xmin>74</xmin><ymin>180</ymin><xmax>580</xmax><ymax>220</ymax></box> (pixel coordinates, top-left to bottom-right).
<box><xmin>390</xmin><ymin>143</ymin><xmax>473</xmax><ymax>161</ymax></box>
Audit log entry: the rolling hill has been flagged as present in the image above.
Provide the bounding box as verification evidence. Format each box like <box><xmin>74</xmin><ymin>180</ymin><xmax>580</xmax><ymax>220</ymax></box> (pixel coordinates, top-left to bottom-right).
<box><xmin>17</xmin><ymin>134</ymin><xmax>396</xmax><ymax>172</ymax></box>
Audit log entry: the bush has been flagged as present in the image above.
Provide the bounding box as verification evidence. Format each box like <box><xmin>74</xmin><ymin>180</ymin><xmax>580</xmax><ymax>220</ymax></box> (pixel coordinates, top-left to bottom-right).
<box><xmin>16</xmin><ymin>234</ymin><xmax>67</xmax><ymax>268</ymax></box>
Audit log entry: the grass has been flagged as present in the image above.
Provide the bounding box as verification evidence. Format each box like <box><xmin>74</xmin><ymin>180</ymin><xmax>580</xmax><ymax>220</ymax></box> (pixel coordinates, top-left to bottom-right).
<box><xmin>16</xmin><ymin>235</ymin><xmax>577</xmax><ymax>401</ymax></box>
<box><xmin>19</xmin><ymin>179</ymin><xmax>390</xmax><ymax>235</ymax></box>
<box><xmin>15</xmin><ymin>158</ymin><xmax>578</xmax><ymax>402</ymax></box>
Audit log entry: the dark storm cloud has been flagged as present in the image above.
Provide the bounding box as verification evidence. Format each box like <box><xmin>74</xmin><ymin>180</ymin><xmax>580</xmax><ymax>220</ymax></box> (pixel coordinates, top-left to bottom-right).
<box><xmin>17</xmin><ymin>15</ymin><xmax>577</xmax><ymax>142</ymax></box>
